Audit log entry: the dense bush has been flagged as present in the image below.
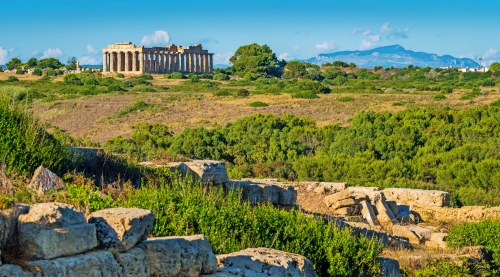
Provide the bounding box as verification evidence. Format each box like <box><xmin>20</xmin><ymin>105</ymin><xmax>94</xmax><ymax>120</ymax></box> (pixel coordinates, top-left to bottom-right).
<box><xmin>433</xmin><ymin>94</ymin><xmax>446</xmax><ymax>100</ymax></box>
<box><xmin>170</xmin><ymin>72</ymin><xmax>184</xmax><ymax>79</ymax></box>
<box><xmin>213</xmin><ymin>73</ymin><xmax>229</xmax><ymax>80</ymax></box>
<box><xmin>7</xmin><ymin>76</ymin><xmax>19</xmax><ymax>82</ymax></box>
<box><xmin>237</xmin><ymin>88</ymin><xmax>250</xmax><ymax>97</ymax></box>
<box><xmin>15</xmin><ymin>69</ymin><xmax>24</xmax><ymax>75</ymax></box>
<box><xmin>32</xmin><ymin>68</ymin><xmax>42</xmax><ymax>76</ymax></box>
<box><xmin>115</xmin><ymin>73</ymin><xmax>125</xmax><ymax>78</ymax></box>
<box><xmin>292</xmin><ymin>91</ymin><xmax>318</xmax><ymax>99</ymax></box>
<box><xmin>213</xmin><ymin>90</ymin><xmax>232</xmax><ymax>97</ymax></box>
<box><xmin>249</xmin><ymin>101</ymin><xmax>269</xmax><ymax>107</ymax></box>
<box><xmin>0</xmin><ymin>98</ymin><xmax>75</xmax><ymax>176</ymax></box>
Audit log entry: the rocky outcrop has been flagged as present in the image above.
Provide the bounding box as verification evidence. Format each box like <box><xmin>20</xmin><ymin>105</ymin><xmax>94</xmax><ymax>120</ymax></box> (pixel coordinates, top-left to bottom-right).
<box><xmin>27</xmin><ymin>166</ymin><xmax>64</xmax><ymax>195</ymax></box>
<box><xmin>211</xmin><ymin>248</ymin><xmax>316</xmax><ymax>277</ymax></box>
<box><xmin>411</xmin><ymin>205</ymin><xmax>500</xmax><ymax>222</ymax></box>
<box><xmin>382</xmin><ymin>188</ymin><xmax>450</xmax><ymax>207</ymax></box>
<box><xmin>88</xmin><ymin>208</ymin><xmax>154</xmax><ymax>252</ymax></box>
<box><xmin>17</xmin><ymin>202</ymin><xmax>98</xmax><ymax>259</ymax></box>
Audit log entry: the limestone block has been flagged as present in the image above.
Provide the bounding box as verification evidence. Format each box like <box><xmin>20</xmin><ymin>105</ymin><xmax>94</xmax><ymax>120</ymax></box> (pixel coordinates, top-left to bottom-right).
<box><xmin>138</xmin><ymin>235</ymin><xmax>217</xmax><ymax>277</ymax></box>
<box><xmin>0</xmin><ymin>264</ymin><xmax>32</xmax><ymax>277</ymax></box>
<box><xmin>225</xmin><ymin>181</ymin><xmax>263</xmax><ymax>204</ymax></box>
<box><xmin>28</xmin><ymin>166</ymin><xmax>64</xmax><ymax>195</ymax></box>
<box><xmin>359</xmin><ymin>200</ymin><xmax>377</xmax><ymax>226</ymax></box>
<box><xmin>313</xmin><ymin>186</ymin><xmax>326</xmax><ymax>194</ymax></box>
<box><xmin>324</xmin><ymin>189</ymin><xmax>352</xmax><ymax>207</ymax></box>
<box><xmin>354</xmin><ymin>193</ymin><xmax>368</xmax><ymax>201</ymax></box>
<box><xmin>18</xmin><ymin>202</ymin><xmax>97</xmax><ymax>259</ymax></box>
<box><xmin>424</xmin><ymin>233</ymin><xmax>447</xmax><ymax>249</ymax></box>
<box><xmin>180</xmin><ymin>160</ymin><xmax>228</xmax><ymax>184</ymax></box>
<box><xmin>386</xmin><ymin>201</ymin><xmax>398</xmax><ymax>217</ymax></box>
<box><xmin>277</xmin><ymin>184</ymin><xmax>297</xmax><ymax>206</ymax></box>
<box><xmin>114</xmin><ymin>247</ymin><xmax>149</xmax><ymax>277</ymax></box>
<box><xmin>27</xmin><ymin>250</ymin><xmax>122</xmax><ymax>277</ymax></box>
<box><xmin>383</xmin><ymin>188</ymin><xmax>450</xmax><ymax>207</ymax></box>
<box><xmin>392</xmin><ymin>225</ymin><xmax>421</xmax><ymax>244</ymax></box>
<box><xmin>319</xmin><ymin>182</ymin><xmax>347</xmax><ymax>193</ymax></box>
<box><xmin>406</xmin><ymin>225</ymin><xmax>434</xmax><ymax>241</ymax></box>
<box><xmin>88</xmin><ymin>207</ymin><xmax>154</xmax><ymax>252</ymax></box>
<box><xmin>330</xmin><ymin>198</ymin><xmax>356</xmax><ymax>211</ymax></box>
<box><xmin>333</xmin><ymin>207</ymin><xmax>354</xmax><ymax>215</ymax></box>
<box><xmin>378</xmin><ymin>258</ymin><xmax>402</xmax><ymax>277</ymax></box>
<box><xmin>372</xmin><ymin>193</ymin><xmax>396</xmax><ymax>232</ymax></box>
<box><xmin>261</xmin><ymin>184</ymin><xmax>280</xmax><ymax>203</ymax></box>
<box><xmin>215</xmin><ymin>248</ymin><xmax>316</xmax><ymax>277</ymax></box>
<box><xmin>347</xmin><ymin>186</ymin><xmax>380</xmax><ymax>194</ymax></box>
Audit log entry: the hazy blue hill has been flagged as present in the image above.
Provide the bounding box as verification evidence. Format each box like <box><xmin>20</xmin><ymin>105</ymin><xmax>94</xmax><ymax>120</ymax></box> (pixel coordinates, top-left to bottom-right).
<box><xmin>214</xmin><ymin>64</ymin><xmax>230</xmax><ymax>69</ymax></box>
<box><xmin>306</xmin><ymin>44</ymin><xmax>480</xmax><ymax>68</ymax></box>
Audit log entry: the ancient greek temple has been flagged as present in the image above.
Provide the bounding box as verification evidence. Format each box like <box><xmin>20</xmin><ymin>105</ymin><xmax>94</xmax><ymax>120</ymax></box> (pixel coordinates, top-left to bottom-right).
<box><xmin>102</xmin><ymin>42</ymin><xmax>214</xmax><ymax>74</ymax></box>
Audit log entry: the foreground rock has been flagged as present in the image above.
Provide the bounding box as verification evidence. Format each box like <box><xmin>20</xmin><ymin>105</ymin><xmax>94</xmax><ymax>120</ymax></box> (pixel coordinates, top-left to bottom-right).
<box><xmin>138</xmin><ymin>235</ymin><xmax>217</xmax><ymax>277</ymax></box>
<box><xmin>88</xmin><ymin>208</ymin><xmax>154</xmax><ymax>252</ymax></box>
<box><xmin>383</xmin><ymin>188</ymin><xmax>450</xmax><ymax>207</ymax></box>
<box><xmin>212</xmin><ymin>248</ymin><xmax>316</xmax><ymax>277</ymax></box>
<box><xmin>0</xmin><ymin>264</ymin><xmax>32</xmax><ymax>277</ymax></box>
<box><xmin>18</xmin><ymin>202</ymin><xmax>97</xmax><ymax>259</ymax></box>
<box><xmin>379</xmin><ymin>258</ymin><xmax>402</xmax><ymax>277</ymax></box>
<box><xmin>27</xmin><ymin>166</ymin><xmax>64</xmax><ymax>195</ymax></box>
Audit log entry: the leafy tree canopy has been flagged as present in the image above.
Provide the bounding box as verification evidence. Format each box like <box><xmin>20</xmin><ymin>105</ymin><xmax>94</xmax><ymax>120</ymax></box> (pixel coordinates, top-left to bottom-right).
<box><xmin>229</xmin><ymin>43</ymin><xmax>278</xmax><ymax>77</ymax></box>
<box><xmin>489</xmin><ymin>62</ymin><xmax>500</xmax><ymax>73</ymax></box>
<box><xmin>36</xmin><ymin>58</ymin><xmax>64</xmax><ymax>69</ymax></box>
<box><xmin>6</xmin><ymin>58</ymin><xmax>22</xmax><ymax>70</ymax></box>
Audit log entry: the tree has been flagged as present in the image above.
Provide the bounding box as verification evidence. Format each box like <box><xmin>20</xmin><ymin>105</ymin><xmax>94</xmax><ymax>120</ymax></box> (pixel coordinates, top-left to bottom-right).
<box><xmin>6</xmin><ymin>58</ymin><xmax>22</xmax><ymax>70</ymax></box>
<box><xmin>66</xmin><ymin>57</ymin><xmax>77</xmax><ymax>70</ymax></box>
<box><xmin>283</xmin><ymin>61</ymin><xmax>307</xmax><ymax>79</ymax></box>
<box><xmin>229</xmin><ymin>43</ymin><xmax>278</xmax><ymax>77</ymax></box>
<box><xmin>26</xmin><ymin>58</ymin><xmax>38</xmax><ymax>68</ymax></box>
<box><xmin>36</xmin><ymin>58</ymin><xmax>64</xmax><ymax>69</ymax></box>
<box><xmin>489</xmin><ymin>62</ymin><xmax>500</xmax><ymax>73</ymax></box>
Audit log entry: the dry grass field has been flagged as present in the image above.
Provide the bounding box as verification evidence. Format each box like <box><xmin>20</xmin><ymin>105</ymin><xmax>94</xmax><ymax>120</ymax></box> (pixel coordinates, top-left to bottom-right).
<box><xmin>26</xmin><ymin>75</ymin><xmax>500</xmax><ymax>144</ymax></box>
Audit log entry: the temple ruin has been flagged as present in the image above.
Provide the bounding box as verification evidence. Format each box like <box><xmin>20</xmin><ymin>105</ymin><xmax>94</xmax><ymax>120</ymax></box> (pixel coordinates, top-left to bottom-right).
<box><xmin>102</xmin><ymin>42</ymin><xmax>214</xmax><ymax>74</ymax></box>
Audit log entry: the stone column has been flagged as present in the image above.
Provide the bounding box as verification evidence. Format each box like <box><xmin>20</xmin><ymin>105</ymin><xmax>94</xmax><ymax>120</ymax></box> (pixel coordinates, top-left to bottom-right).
<box><xmin>125</xmin><ymin>52</ymin><xmax>130</xmax><ymax>72</ymax></box>
<box><xmin>102</xmin><ymin>53</ymin><xmax>108</xmax><ymax>72</ymax></box>
<box><xmin>159</xmin><ymin>52</ymin><xmax>164</xmax><ymax>73</ymax></box>
<box><xmin>190</xmin><ymin>53</ymin><xmax>195</xmax><ymax>73</ymax></box>
<box><xmin>209</xmin><ymin>54</ymin><xmax>214</xmax><ymax>73</ymax></box>
<box><xmin>179</xmin><ymin>53</ymin><xmax>184</xmax><ymax>72</ymax></box>
<box><xmin>144</xmin><ymin>52</ymin><xmax>149</xmax><ymax>73</ymax></box>
<box><xmin>138</xmin><ymin>52</ymin><xmax>143</xmax><ymax>73</ymax></box>
<box><xmin>200</xmin><ymin>54</ymin><xmax>205</xmax><ymax>73</ymax></box>
<box><xmin>132</xmin><ymin>52</ymin><xmax>137</xmax><ymax>72</ymax></box>
<box><xmin>109</xmin><ymin>52</ymin><xmax>115</xmax><ymax>72</ymax></box>
<box><xmin>204</xmin><ymin>54</ymin><xmax>210</xmax><ymax>73</ymax></box>
<box><xmin>116</xmin><ymin>52</ymin><xmax>122</xmax><ymax>72</ymax></box>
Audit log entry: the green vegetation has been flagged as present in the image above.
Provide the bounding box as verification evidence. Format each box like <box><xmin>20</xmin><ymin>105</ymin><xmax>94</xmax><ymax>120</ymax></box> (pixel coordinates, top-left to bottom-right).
<box><xmin>229</xmin><ymin>43</ymin><xmax>283</xmax><ymax>77</ymax></box>
<box><xmin>433</xmin><ymin>94</ymin><xmax>446</xmax><ymax>100</ymax></box>
<box><xmin>112</xmin><ymin>100</ymin><xmax>165</xmax><ymax>118</ymax></box>
<box><xmin>447</xmin><ymin>220</ymin><xmax>500</xmax><ymax>265</ymax></box>
<box><xmin>338</xmin><ymin>96</ymin><xmax>354</xmax><ymax>102</ymax></box>
<box><xmin>249</xmin><ymin>101</ymin><xmax>269</xmax><ymax>107</ymax></box>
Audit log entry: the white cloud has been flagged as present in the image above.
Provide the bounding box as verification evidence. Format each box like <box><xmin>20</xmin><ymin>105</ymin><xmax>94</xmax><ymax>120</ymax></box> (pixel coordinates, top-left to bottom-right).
<box><xmin>315</xmin><ymin>41</ymin><xmax>336</xmax><ymax>52</ymax></box>
<box><xmin>483</xmin><ymin>48</ymin><xmax>498</xmax><ymax>59</ymax></box>
<box><xmin>41</xmin><ymin>48</ymin><xmax>63</xmax><ymax>59</ymax></box>
<box><xmin>79</xmin><ymin>56</ymin><xmax>99</xmax><ymax>65</ymax></box>
<box><xmin>354</xmin><ymin>22</ymin><xmax>410</xmax><ymax>49</ymax></box>
<box><xmin>213</xmin><ymin>52</ymin><xmax>233</xmax><ymax>65</ymax></box>
<box><xmin>87</xmin><ymin>45</ymin><xmax>97</xmax><ymax>54</ymax></box>
<box><xmin>0</xmin><ymin>47</ymin><xmax>8</xmax><ymax>64</ymax></box>
<box><xmin>141</xmin><ymin>30</ymin><xmax>170</xmax><ymax>46</ymax></box>
<box><xmin>278</xmin><ymin>52</ymin><xmax>292</xmax><ymax>60</ymax></box>
<box><xmin>31</xmin><ymin>49</ymin><xmax>39</xmax><ymax>56</ymax></box>
<box><xmin>293</xmin><ymin>46</ymin><xmax>300</xmax><ymax>51</ymax></box>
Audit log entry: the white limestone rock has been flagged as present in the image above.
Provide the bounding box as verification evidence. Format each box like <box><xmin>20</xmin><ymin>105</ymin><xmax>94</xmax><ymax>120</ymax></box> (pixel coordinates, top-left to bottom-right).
<box><xmin>88</xmin><ymin>207</ymin><xmax>154</xmax><ymax>252</ymax></box>
<box><xmin>383</xmin><ymin>188</ymin><xmax>450</xmax><ymax>207</ymax></box>
<box><xmin>138</xmin><ymin>235</ymin><xmax>217</xmax><ymax>277</ymax></box>
<box><xmin>28</xmin><ymin>166</ymin><xmax>64</xmax><ymax>195</ymax></box>
<box><xmin>18</xmin><ymin>202</ymin><xmax>97</xmax><ymax>259</ymax></box>
<box><xmin>114</xmin><ymin>247</ymin><xmax>149</xmax><ymax>277</ymax></box>
<box><xmin>215</xmin><ymin>248</ymin><xmax>316</xmax><ymax>277</ymax></box>
<box><xmin>180</xmin><ymin>160</ymin><xmax>228</xmax><ymax>185</ymax></box>
<box><xmin>0</xmin><ymin>264</ymin><xmax>32</xmax><ymax>277</ymax></box>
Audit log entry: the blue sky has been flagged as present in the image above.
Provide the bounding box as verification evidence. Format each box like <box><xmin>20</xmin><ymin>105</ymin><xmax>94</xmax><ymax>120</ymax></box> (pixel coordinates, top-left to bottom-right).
<box><xmin>1</xmin><ymin>0</ymin><xmax>499</xmax><ymax>65</ymax></box>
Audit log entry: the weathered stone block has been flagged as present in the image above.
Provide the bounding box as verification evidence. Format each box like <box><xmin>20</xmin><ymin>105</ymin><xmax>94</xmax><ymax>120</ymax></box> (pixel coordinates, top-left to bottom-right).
<box><xmin>114</xmin><ymin>247</ymin><xmax>149</xmax><ymax>277</ymax></box>
<box><xmin>180</xmin><ymin>160</ymin><xmax>228</xmax><ymax>184</ymax></box>
<box><xmin>319</xmin><ymin>182</ymin><xmax>347</xmax><ymax>193</ymax></box>
<box><xmin>348</xmin><ymin>186</ymin><xmax>380</xmax><ymax>194</ymax></box>
<box><xmin>18</xmin><ymin>202</ymin><xmax>97</xmax><ymax>259</ymax></box>
<box><xmin>138</xmin><ymin>235</ymin><xmax>217</xmax><ymax>277</ymax></box>
<box><xmin>324</xmin><ymin>189</ymin><xmax>352</xmax><ymax>207</ymax></box>
<box><xmin>378</xmin><ymin>258</ymin><xmax>401</xmax><ymax>277</ymax></box>
<box><xmin>225</xmin><ymin>181</ymin><xmax>263</xmax><ymax>204</ymax></box>
<box><xmin>371</xmin><ymin>193</ymin><xmax>396</xmax><ymax>232</ymax></box>
<box><xmin>28</xmin><ymin>166</ymin><xmax>64</xmax><ymax>195</ymax></box>
<box><xmin>0</xmin><ymin>264</ymin><xmax>32</xmax><ymax>277</ymax></box>
<box><xmin>333</xmin><ymin>207</ymin><xmax>354</xmax><ymax>215</ymax></box>
<box><xmin>359</xmin><ymin>200</ymin><xmax>377</xmax><ymax>227</ymax></box>
<box><xmin>383</xmin><ymin>188</ymin><xmax>450</xmax><ymax>207</ymax></box>
<box><xmin>215</xmin><ymin>248</ymin><xmax>316</xmax><ymax>277</ymax></box>
<box><xmin>27</xmin><ymin>250</ymin><xmax>122</xmax><ymax>277</ymax></box>
<box><xmin>392</xmin><ymin>225</ymin><xmax>421</xmax><ymax>244</ymax></box>
<box><xmin>88</xmin><ymin>207</ymin><xmax>154</xmax><ymax>252</ymax></box>
<box><xmin>330</xmin><ymin>198</ymin><xmax>356</xmax><ymax>211</ymax></box>
<box><xmin>406</xmin><ymin>225</ymin><xmax>434</xmax><ymax>242</ymax></box>
<box><xmin>425</xmin><ymin>233</ymin><xmax>447</xmax><ymax>249</ymax></box>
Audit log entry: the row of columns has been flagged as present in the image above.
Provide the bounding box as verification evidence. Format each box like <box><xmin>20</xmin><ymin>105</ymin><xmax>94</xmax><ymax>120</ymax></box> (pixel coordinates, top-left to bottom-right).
<box><xmin>103</xmin><ymin>51</ymin><xmax>213</xmax><ymax>74</ymax></box>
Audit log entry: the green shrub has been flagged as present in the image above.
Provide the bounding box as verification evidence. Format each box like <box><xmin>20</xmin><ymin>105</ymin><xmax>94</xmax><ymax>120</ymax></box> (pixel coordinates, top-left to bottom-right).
<box><xmin>170</xmin><ymin>72</ymin><xmax>184</xmax><ymax>79</ymax></box>
<box><xmin>138</xmin><ymin>74</ymin><xmax>153</xmax><ymax>80</ymax></box>
<box><xmin>491</xmin><ymin>99</ymin><xmax>500</xmax><ymax>107</ymax></box>
<box><xmin>213</xmin><ymin>90</ymin><xmax>232</xmax><ymax>97</ymax></box>
<box><xmin>7</xmin><ymin>76</ymin><xmax>19</xmax><ymax>82</ymax></box>
<box><xmin>213</xmin><ymin>73</ymin><xmax>229</xmax><ymax>81</ymax></box>
<box><xmin>140</xmin><ymin>87</ymin><xmax>156</xmax><ymax>92</ymax></box>
<box><xmin>32</xmin><ymin>68</ymin><xmax>42</xmax><ymax>76</ymax></box>
<box><xmin>107</xmin><ymin>83</ymin><xmax>123</xmax><ymax>92</ymax></box>
<box><xmin>338</xmin><ymin>96</ymin><xmax>354</xmax><ymax>102</ymax></box>
<box><xmin>433</xmin><ymin>94</ymin><xmax>446</xmax><ymax>100</ymax></box>
<box><xmin>190</xmin><ymin>75</ymin><xmax>200</xmax><ymax>83</ymax></box>
<box><xmin>0</xmin><ymin>98</ymin><xmax>75</xmax><ymax>176</ymax></box>
<box><xmin>163</xmin><ymin>74</ymin><xmax>171</xmax><ymax>79</ymax></box>
<box><xmin>116</xmin><ymin>73</ymin><xmax>125</xmax><ymax>78</ymax></box>
<box><xmin>392</xmin><ymin>102</ymin><xmax>403</xmax><ymax>106</ymax></box>
<box><xmin>249</xmin><ymin>101</ymin><xmax>269</xmax><ymax>107</ymax></box>
<box><xmin>292</xmin><ymin>91</ymin><xmax>318</xmax><ymax>99</ymax></box>
<box><xmin>15</xmin><ymin>69</ymin><xmax>24</xmax><ymax>75</ymax></box>
<box><xmin>63</xmin><ymin>74</ymin><xmax>82</xmax><ymax>86</ymax></box>
<box><xmin>237</xmin><ymin>89</ymin><xmax>250</xmax><ymax>97</ymax></box>
<box><xmin>447</xmin><ymin>220</ymin><xmax>500</xmax><ymax>265</ymax></box>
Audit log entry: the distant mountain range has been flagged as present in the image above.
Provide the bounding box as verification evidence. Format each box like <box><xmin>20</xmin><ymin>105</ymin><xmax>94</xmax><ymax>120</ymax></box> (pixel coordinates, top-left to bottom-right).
<box><xmin>305</xmin><ymin>44</ymin><xmax>479</xmax><ymax>68</ymax></box>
